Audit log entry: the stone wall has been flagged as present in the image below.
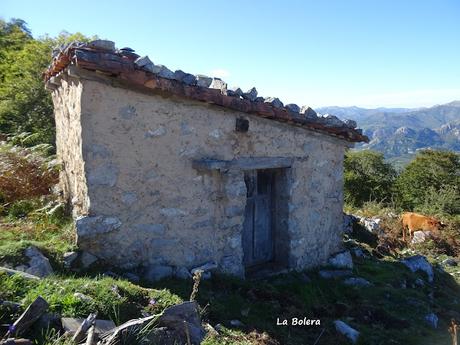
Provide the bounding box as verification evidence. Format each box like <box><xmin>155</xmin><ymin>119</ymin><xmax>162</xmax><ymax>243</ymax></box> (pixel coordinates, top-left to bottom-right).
<box><xmin>52</xmin><ymin>72</ymin><xmax>350</xmax><ymax>276</ymax></box>
<box><xmin>51</xmin><ymin>77</ymin><xmax>89</xmax><ymax>216</ymax></box>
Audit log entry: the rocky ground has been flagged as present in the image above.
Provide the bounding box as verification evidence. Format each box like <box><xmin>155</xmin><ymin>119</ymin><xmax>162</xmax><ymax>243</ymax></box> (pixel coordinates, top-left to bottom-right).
<box><xmin>1</xmin><ymin>142</ymin><xmax>460</xmax><ymax>344</ymax></box>
<box><xmin>1</xmin><ymin>208</ymin><xmax>460</xmax><ymax>345</ymax></box>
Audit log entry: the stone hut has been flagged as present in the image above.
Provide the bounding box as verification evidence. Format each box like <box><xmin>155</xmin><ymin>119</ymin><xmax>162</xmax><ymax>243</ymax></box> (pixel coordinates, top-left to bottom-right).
<box><xmin>44</xmin><ymin>40</ymin><xmax>367</xmax><ymax>279</ymax></box>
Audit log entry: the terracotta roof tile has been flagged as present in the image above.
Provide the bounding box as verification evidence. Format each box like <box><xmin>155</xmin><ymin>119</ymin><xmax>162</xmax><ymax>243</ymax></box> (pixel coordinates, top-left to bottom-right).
<box><xmin>44</xmin><ymin>40</ymin><xmax>368</xmax><ymax>143</ymax></box>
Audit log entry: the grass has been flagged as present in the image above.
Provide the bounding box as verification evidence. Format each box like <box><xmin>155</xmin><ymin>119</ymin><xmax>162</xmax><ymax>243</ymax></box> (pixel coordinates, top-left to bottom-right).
<box><xmin>203</xmin><ymin>327</ymin><xmax>278</xmax><ymax>345</ymax></box>
<box><xmin>0</xmin><ymin>213</ymin><xmax>75</xmax><ymax>269</ymax></box>
<box><xmin>344</xmin><ymin>200</ymin><xmax>400</xmax><ymax>218</ymax></box>
<box><xmin>149</xmin><ymin>254</ymin><xmax>460</xmax><ymax>345</ymax></box>
<box><xmin>1</xmin><ymin>234</ymin><xmax>460</xmax><ymax>344</ymax></box>
<box><xmin>1</xmin><ymin>145</ymin><xmax>460</xmax><ymax>344</ymax></box>
<box><xmin>0</xmin><ymin>272</ymin><xmax>182</xmax><ymax>339</ymax></box>
<box><xmin>1</xmin><ymin>201</ymin><xmax>460</xmax><ymax>344</ymax></box>
<box><xmin>2</xmin><ymin>200</ymin><xmax>460</xmax><ymax>344</ymax></box>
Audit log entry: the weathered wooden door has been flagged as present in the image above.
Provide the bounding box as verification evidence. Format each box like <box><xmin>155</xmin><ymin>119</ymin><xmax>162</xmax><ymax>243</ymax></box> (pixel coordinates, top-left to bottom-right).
<box><xmin>242</xmin><ymin>170</ymin><xmax>274</xmax><ymax>267</ymax></box>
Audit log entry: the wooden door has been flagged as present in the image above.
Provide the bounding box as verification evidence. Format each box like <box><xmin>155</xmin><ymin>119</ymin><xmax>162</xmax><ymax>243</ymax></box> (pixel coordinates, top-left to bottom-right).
<box><xmin>242</xmin><ymin>170</ymin><xmax>274</xmax><ymax>267</ymax></box>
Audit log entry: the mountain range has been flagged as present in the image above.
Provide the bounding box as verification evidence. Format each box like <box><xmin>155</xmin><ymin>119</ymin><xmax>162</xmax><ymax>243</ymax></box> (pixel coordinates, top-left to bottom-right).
<box><xmin>316</xmin><ymin>101</ymin><xmax>460</xmax><ymax>166</ymax></box>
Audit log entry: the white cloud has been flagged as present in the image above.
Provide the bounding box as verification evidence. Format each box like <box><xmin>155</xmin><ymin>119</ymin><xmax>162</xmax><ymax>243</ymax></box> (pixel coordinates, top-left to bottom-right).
<box><xmin>209</xmin><ymin>68</ymin><xmax>230</xmax><ymax>79</ymax></box>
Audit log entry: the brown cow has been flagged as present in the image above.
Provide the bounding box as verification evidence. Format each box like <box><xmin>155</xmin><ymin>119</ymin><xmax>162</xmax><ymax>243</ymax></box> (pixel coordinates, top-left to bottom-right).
<box><xmin>401</xmin><ymin>212</ymin><xmax>443</xmax><ymax>242</ymax></box>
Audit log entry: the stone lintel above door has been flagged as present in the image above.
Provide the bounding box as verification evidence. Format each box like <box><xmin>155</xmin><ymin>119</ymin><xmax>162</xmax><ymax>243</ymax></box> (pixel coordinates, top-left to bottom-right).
<box><xmin>192</xmin><ymin>157</ymin><xmax>294</xmax><ymax>171</ymax></box>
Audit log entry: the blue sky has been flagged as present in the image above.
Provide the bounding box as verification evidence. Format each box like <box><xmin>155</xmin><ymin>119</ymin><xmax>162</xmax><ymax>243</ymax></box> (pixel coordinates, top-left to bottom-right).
<box><xmin>2</xmin><ymin>0</ymin><xmax>459</xmax><ymax>108</ymax></box>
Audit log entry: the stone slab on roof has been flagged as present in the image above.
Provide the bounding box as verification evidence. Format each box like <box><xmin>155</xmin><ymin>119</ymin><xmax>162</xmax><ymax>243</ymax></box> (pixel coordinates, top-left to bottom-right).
<box><xmin>44</xmin><ymin>40</ymin><xmax>368</xmax><ymax>143</ymax></box>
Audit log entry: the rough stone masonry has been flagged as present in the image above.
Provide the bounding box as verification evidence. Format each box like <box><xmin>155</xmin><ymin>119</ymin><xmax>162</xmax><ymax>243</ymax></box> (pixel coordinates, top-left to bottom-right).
<box><xmin>44</xmin><ymin>39</ymin><xmax>368</xmax><ymax>279</ymax></box>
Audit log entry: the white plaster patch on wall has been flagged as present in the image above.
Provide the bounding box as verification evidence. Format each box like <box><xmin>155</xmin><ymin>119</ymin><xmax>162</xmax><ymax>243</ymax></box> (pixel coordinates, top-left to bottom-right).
<box><xmin>192</xmin><ymin>175</ymin><xmax>203</xmax><ymax>182</ymax></box>
<box><xmin>209</xmin><ymin>129</ymin><xmax>223</xmax><ymax>139</ymax></box>
<box><xmin>119</xmin><ymin>105</ymin><xmax>137</xmax><ymax>119</ymax></box>
<box><xmin>179</xmin><ymin>146</ymin><xmax>198</xmax><ymax>157</ymax></box>
<box><xmin>121</xmin><ymin>191</ymin><xmax>138</xmax><ymax>205</ymax></box>
<box><xmin>145</xmin><ymin>126</ymin><xmax>167</xmax><ymax>138</ymax></box>
<box><xmin>228</xmin><ymin>235</ymin><xmax>241</xmax><ymax>249</ymax></box>
<box><xmin>160</xmin><ymin>208</ymin><xmax>188</xmax><ymax>217</ymax></box>
<box><xmin>180</xmin><ymin>121</ymin><xmax>195</xmax><ymax>135</ymax></box>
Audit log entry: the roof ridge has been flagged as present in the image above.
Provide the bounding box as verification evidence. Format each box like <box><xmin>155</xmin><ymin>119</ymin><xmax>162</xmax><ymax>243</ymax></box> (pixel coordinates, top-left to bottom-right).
<box><xmin>44</xmin><ymin>39</ymin><xmax>368</xmax><ymax>143</ymax></box>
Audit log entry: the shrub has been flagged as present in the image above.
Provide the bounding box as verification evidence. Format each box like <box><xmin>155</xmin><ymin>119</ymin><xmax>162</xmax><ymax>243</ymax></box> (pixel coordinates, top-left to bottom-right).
<box><xmin>0</xmin><ymin>20</ymin><xmax>55</xmax><ymax>147</ymax></box>
<box><xmin>0</xmin><ymin>144</ymin><xmax>59</xmax><ymax>205</ymax></box>
<box><xmin>0</xmin><ymin>19</ymin><xmax>96</xmax><ymax>148</ymax></box>
<box><xmin>344</xmin><ymin>150</ymin><xmax>397</xmax><ymax>207</ymax></box>
<box><xmin>7</xmin><ymin>199</ymin><xmax>38</xmax><ymax>218</ymax></box>
<box><xmin>416</xmin><ymin>184</ymin><xmax>460</xmax><ymax>217</ymax></box>
<box><xmin>396</xmin><ymin>150</ymin><xmax>460</xmax><ymax>215</ymax></box>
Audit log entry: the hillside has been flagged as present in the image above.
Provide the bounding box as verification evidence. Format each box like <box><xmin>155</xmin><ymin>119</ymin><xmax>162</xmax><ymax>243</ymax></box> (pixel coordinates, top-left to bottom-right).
<box><xmin>317</xmin><ymin>101</ymin><xmax>460</xmax><ymax>166</ymax></box>
<box><xmin>1</xmin><ymin>127</ymin><xmax>459</xmax><ymax>345</ymax></box>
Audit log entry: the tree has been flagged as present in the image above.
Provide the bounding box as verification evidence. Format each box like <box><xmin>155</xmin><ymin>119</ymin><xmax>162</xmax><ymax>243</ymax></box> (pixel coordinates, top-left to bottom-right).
<box><xmin>344</xmin><ymin>150</ymin><xmax>397</xmax><ymax>207</ymax></box>
<box><xmin>0</xmin><ymin>18</ymin><xmax>32</xmax><ymax>62</ymax></box>
<box><xmin>0</xmin><ymin>19</ymin><xmax>94</xmax><ymax>148</ymax></box>
<box><xmin>396</xmin><ymin>149</ymin><xmax>460</xmax><ymax>214</ymax></box>
<box><xmin>0</xmin><ymin>19</ymin><xmax>55</xmax><ymax>146</ymax></box>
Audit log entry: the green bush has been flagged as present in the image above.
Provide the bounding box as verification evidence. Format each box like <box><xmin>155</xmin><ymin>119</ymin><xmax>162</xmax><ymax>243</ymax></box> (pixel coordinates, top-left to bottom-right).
<box><xmin>344</xmin><ymin>150</ymin><xmax>397</xmax><ymax>207</ymax></box>
<box><xmin>396</xmin><ymin>150</ymin><xmax>460</xmax><ymax>215</ymax></box>
<box><xmin>8</xmin><ymin>199</ymin><xmax>38</xmax><ymax>218</ymax></box>
<box><xmin>0</xmin><ymin>19</ymin><xmax>95</xmax><ymax>149</ymax></box>
<box><xmin>0</xmin><ymin>20</ymin><xmax>55</xmax><ymax>147</ymax></box>
<box><xmin>416</xmin><ymin>184</ymin><xmax>460</xmax><ymax>216</ymax></box>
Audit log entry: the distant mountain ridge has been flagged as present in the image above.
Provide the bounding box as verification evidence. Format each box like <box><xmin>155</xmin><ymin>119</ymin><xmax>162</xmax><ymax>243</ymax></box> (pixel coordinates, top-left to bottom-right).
<box><xmin>316</xmin><ymin>101</ymin><xmax>460</xmax><ymax>165</ymax></box>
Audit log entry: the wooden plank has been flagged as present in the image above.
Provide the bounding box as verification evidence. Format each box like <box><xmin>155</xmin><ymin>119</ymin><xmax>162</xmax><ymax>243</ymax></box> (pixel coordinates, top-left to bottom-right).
<box><xmin>192</xmin><ymin>157</ymin><xmax>294</xmax><ymax>171</ymax></box>
<box><xmin>0</xmin><ymin>339</ymin><xmax>32</xmax><ymax>345</ymax></box>
<box><xmin>85</xmin><ymin>325</ymin><xmax>96</xmax><ymax>345</ymax></box>
<box><xmin>242</xmin><ymin>197</ymin><xmax>255</xmax><ymax>266</ymax></box>
<box><xmin>0</xmin><ymin>267</ymin><xmax>40</xmax><ymax>280</ymax></box>
<box><xmin>99</xmin><ymin>315</ymin><xmax>156</xmax><ymax>344</ymax></box>
<box><xmin>72</xmin><ymin>313</ymin><xmax>97</xmax><ymax>343</ymax></box>
<box><xmin>61</xmin><ymin>317</ymin><xmax>82</xmax><ymax>333</ymax></box>
<box><xmin>61</xmin><ymin>318</ymin><xmax>115</xmax><ymax>336</ymax></box>
<box><xmin>242</xmin><ymin>170</ymin><xmax>277</xmax><ymax>267</ymax></box>
<box><xmin>242</xmin><ymin>171</ymin><xmax>255</xmax><ymax>267</ymax></box>
<box><xmin>250</xmin><ymin>170</ymin><xmax>275</xmax><ymax>265</ymax></box>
